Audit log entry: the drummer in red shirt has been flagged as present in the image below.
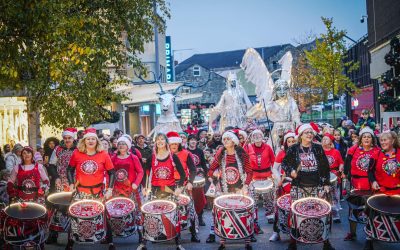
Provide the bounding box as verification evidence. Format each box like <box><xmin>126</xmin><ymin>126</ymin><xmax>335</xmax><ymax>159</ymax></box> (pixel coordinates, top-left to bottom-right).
<box><xmin>206</xmin><ymin>130</ymin><xmax>253</xmax><ymax>250</ymax></box>
<box><xmin>138</xmin><ymin>132</ymin><xmax>186</xmax><ymax>250</ymax></box>
<box><xmin>66</xmin><ymin>128</ymin><xmax>116</xmax><ymax>250</ymax></box>
<box><xmin>270</xmin><ymin>131</ymin><xmax>296</xmax><ymax>242</ymax></box>
<box><xmin>366</xmin><ymin>131</ymin><xmax>400</xmax><ymax>250</ymax></box>
<box><xmin>167</xmin><ymin>131</ymin><xmax>200</xmax><ymax>243</ymax></box>
<box><xmin>111</xmin><ymin>136</ymin><xmax>144</xmax><ymax>243</ymax></box>
<box><xmin>343</xmin><ymin>127</ymin><xmax>379</xmax><ymax>241</ymax></box>
<box><xmin>322</xmin><ymin>133</ymin><xmax>344</xmax><ymax>223</ymax></box>
<box><xmin>249</xmin><ymin>129</ymin><xmax>275</xmax><ymax>232</ymax></box>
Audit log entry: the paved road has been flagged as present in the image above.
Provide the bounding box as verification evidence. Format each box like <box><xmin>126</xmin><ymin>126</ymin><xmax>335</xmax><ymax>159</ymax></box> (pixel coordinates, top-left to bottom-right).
<box><xmin>46</xmin><ymin>201</ymin><xmax>400</xmax><ymax>250</ymax></box>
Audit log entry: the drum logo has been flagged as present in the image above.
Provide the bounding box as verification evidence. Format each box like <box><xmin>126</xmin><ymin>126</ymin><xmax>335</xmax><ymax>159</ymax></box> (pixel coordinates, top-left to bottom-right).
<box><xmin>116</xmin><ymin>169</ymin><xmax>128</xmax><ymax>182</ymax></box>
<box><xmin>78</xmin><ymin>220</ymin><xmax>96</xmax><ymax>238</ymax></box>
<box><xmin>327</xmin><ymin>155</ymin><xmax>335</xmax><ymax>167</ymax></box>
<box><xmin>299</xmin><ymin>218</ymin><xmax>324</xmax><ymax>242</ymax></box>
<box><xmin>356</xmin><ymin>154</ymin><xmax>371</xmax><ymax>172</ymax></box>
<box><xmin>225</xmin><ymin>167</ymin><xmax>240</xmax><ymax>185</ymax></box>
<box><xmin>144</xmin><ymin>217</ymin><xmax>163</xmax><ymax>238</ymax></box>
<box><xmin>383</xmin><ymin>159</ymin><xmax>399</xmax><ymax>176</ymax></box>
<box><xmin>22</xmin><ymin>179</ymin><xmax>36</xmax><ymax>194</ymax></box>
<box><xmin>80</xmin><ymin>160</ymin><xmax>99</xmax><ymax>174</ymax></box>
<box><xmin>110</xmin><ymin>218</ymin><xmax>125</xmax><ymax>235</ymax></box>
<box><xmin>154</xmin><ymin>166</ymin><xmax>171</xmax><ymax>179</ymax></box>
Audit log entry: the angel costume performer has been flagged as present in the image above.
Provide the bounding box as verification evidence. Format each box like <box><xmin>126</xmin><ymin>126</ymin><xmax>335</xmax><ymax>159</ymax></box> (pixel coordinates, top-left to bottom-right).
<box><xmin>209</xmin><ymin>72</ymin><xmax>252</xmax><ymax>132</ymax></box>
<box><xmin>241</xmin><ymin>49</ymin><xmax>300</xmax><ymax>152</ymax></box>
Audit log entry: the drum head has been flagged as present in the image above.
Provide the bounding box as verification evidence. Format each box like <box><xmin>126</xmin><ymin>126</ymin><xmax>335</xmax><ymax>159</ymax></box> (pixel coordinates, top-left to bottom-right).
<box><xmin>330</xmin><ymin>173</ymin><xmax>337</xmax><ymax>183</ymax></box>
<box><xmin>177</xmin><ymin>194</ymin><xmax>191</xmax><ymax>206</ymax></box>
<box><xmin>367</xmin><ymin>194</ymin><xmax>400</xmax><ymax>215</ymax></box>
<box><xmin>253</xmin><ymin>179</ymin><xmax>273</xmax><ymax>191</ymax></box>
<box><xmin>106</xmin><ymin>197</ymin><xmax>135</xmax><ymax>217</ymax></box>
<box><xmin>214</xmin><ymin>194</ymin><xmax>254</xmax><ymax>210</ymax></box>
<box><xmin>47</xmin><ymin>192</ymin><xmax>73</xmax><ymax>206</ymax></box>
<box><xmin>141</xmin><ymin>199</ymin><xmax>176</xmax><ymax>214</ymax></box>
<box><xmin>277</xmin><ymin>194</ymin><xmax>291</xmax><ymax>211</ymax></box>
<box><xmin>194</xmin><ymin>176</ymin><xmax>205</xmax><ymax>184</ymax></box>
<box><xmin>5</xmin><ymin>202</ymin><xmax>47</xmax><ymax>220</ymax></box>
<box><xmin>69</xmin><ymin>200</ymin><xmax>104</xmax><ymax>219</ymax></box>
<box><xmin>291</xmin><ymin>197</ymin><xmax>331</xmax><ymax>217</ymax></box>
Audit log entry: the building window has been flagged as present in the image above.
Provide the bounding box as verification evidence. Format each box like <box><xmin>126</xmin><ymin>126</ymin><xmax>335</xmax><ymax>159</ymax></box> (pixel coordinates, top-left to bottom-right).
<box><xmin>181</xmin><ymin>87</ymin><xmax>191</xmax><ymax>94</ymax></box>
<box><xmin>193</xmin><ymin>66</ymin><xmax>201</xmax><ymax>76</ymax></box>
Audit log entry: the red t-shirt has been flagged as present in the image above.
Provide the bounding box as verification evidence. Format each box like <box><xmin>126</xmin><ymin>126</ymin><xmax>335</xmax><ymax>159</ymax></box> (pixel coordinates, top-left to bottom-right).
<box><xmin>324</xmin><ymin>148</ymin><xmax>344</xmax><ymax>171</ymax></box>
<box><xmin>373</xmin><ymin>149</ymin><xmax>400</xmax><ymax>193</ymax></box>
<box><xmin>348</xmin><ymin>145</ymin><xmax>379</xmax><ymax>190</ymax></box>
<box><xmin>275</xmin><ymin>150</ymin><xmax>286</xmax><ymax>164</ymax></box>
<box><xmin>112</xmin><ymin>154</ymin><xmax>144</xmax><ymax>189</ymax></box>
<box><xmin>69</xmin><ymin>150</ymin><xmax>114</xmax><ymax>194</ymax></box>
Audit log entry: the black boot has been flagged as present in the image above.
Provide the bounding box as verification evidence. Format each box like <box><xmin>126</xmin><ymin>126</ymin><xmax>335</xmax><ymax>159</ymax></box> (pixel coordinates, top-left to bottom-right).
<box><xmin>323</xmin><ymin>241</ymin><xmax>335</xmax><ymax>250</ymax></box>
<box><xmin>198</xmin><ymin>211</ymin><xmax>206</xmax><ymax>226</ymax></box>
<box><xmin>218</xmin><ymin>244</ymin><xmax>226</xmax><ymax>250</ymax></box>
<box><xmin>138</xmin><ymin>230</ymin><xmax>143</xmax><ymax>244</ymax></box>
<box><xmin>108</xmin><ymin>243</ymin><xmax>116</xmax><ymax>250</ymax></box>
<box><xmin>206</xmin><ymin>234</ymin><xmax>215</xmax><ymax>243</ymax></box>
<box><xmin>65</xmin><ymin>240</ymin><xmax>74</xmax><ymax>250</ymax></box>
<box><xmin>363</xmin><ymin>240</ymin><xmax>374</xmax><ymax>250</ymax></box>
<box><xmin>250</xmin><ymin>235</ymin><xmax>257</xmax><ymax>242</ymax></box>
<box><xmin>191</xmin><ymin>233</ymin><xmax>201</xmax><ymax>243</ymax></box>
<box><xmin>46</xmin><ymin>231</ymin><xmax>58</xmax><ymax>244</ymax></box>
<box><xmin>245</xmin><ymin>244</ymin><xmax>253</xmax><ymax>250</ymax></box>
<box><xmin>286</xmin><ymin>242</ymin><xmax>297</xmax><ymax>250</ymax></box>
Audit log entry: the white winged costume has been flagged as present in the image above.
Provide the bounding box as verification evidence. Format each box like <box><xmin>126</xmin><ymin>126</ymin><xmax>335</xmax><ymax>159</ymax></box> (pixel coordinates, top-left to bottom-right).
<box><xmin>241</xmin><ymin>48</ymin><xmax>300</xmax><ymax>152</ymax></box>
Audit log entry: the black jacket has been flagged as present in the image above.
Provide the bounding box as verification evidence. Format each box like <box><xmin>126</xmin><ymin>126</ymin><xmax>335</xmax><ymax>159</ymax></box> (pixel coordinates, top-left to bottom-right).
<box><xmin>282</xmin><ymin>143</ymin><xmax>330</xmax><ymax>187</ymax></box>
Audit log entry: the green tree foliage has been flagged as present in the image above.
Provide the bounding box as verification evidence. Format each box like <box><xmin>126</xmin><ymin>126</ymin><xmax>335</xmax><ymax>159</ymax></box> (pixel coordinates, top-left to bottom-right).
<box><xmin>305</xmin><ymin>17</ymin><xmax>358</xmax><ymax>124</ymax></box>
<box><xmin>0</xmin><ymin>0</ymin><xmax>169</xmax><ymax>128</ymax></box>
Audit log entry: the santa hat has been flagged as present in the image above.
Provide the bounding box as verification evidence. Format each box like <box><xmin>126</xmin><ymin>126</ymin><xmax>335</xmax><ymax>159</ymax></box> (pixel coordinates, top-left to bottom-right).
<box><xmin>310</xmin><ymin>122</ymin><xmax>320</xmax><ymax>134</ymax></box>
<box><xmin>34</xmin><ymin>152</ymin><xmax>43</xmax><ymax>162</ymax></box>
<box><xmin>117</xmin><ymin>136</ymin><xmax>132</xmax><ymax>149</ymax></box>
<box><xmin>359</xmin><ymin>127</ymin><xmax>374</xmax><ymax>137</ymax></box>
<box><xmin>166</xmin><ymin>131</ymin><xmax>182</xmax><ymax>144</ymax></box>
<box><xmin>238</xmin><ymin>130</ymin><xmax>248</xmax><ymax>139</ymax></box>
<box><xmin>296</xmin><ymin>123</ymin><xmax>314</xmax><ymax>136</ymax></box>
<box><xmin>122</xmin><ymin>134</ymin><xmax>133</xmax><ymax>143</ymax></box>
<box><xmin>284</xmin><ymin>131</ymin><xmax>296</xmax><ymax>143</ymax></box>
<box><xmin>222</xmin><ymin>130</ymin><xmax>240</xmax><ymax>145</ymax></box>
<box><xmin>323</xmin><ymin>133</ymin><xmax>335</xmax><ymax>142</ymax></box>
<box><xmin>62</xmin><ymin>127</ymin><xmax>77</xmax><ymax>138</ymax></box>
<box><xmin>83</xmin><ymin>128</ymin><xmax>97</xmax><ymax>139</ymax></box>
<box><xmin>252</xmin><ymin>129</ymin><xmax>263</xmax><ymax>137</ymax></box>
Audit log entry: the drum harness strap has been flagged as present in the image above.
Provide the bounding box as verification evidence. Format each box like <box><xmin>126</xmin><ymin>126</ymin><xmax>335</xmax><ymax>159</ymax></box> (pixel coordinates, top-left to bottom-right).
<box><xmin>16</xmin><ymin>186</ymin><xmax>39</xmax><ymax>192</ymax></box>
<box><xmin>77</xmin><ymin>183</ymin><xmax>103</xmax><ymax>195</ymax></box>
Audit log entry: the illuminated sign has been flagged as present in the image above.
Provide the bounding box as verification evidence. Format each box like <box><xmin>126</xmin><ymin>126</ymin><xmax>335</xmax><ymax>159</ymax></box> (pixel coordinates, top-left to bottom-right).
<box><xmin>166</xmin><ymin>36</ymin><xmax>174</xmax><ymax>82</ymax></box>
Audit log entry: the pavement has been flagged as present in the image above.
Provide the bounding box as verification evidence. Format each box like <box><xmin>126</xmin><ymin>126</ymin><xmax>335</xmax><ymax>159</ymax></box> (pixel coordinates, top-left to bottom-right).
<box><xmin>45</xmin><ymin>200</ymin><xmax>400</xmax><ymax>250</ymax></box>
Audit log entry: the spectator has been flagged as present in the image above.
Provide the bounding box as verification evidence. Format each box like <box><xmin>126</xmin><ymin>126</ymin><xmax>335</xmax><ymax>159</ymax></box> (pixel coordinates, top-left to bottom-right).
<box><xmin>392</xmin><ymin>122</ymin><xmax>400</xmax><ymax>135</ymax></box>
<box><xmin>197</xmin><ymin>129</ymin><xmax>208</xmax><ymax>150</ymax></box>
<box><xmin>355</xmin><ymin>109</ymin><xmax>376</xmax><ymax>132</ymax></box>
<box><xmin>374</xmin><ymin>123</ymin><xmax>381</xmax><ymax>136</ymax></box>
<box><xmin>207</xmin><ymin>132</ymin><xmax>223</xmax><ymax>150</ymax></box>
<box><xmin>135</xmin><ymin>134</ymin><xmax>152</xmax><ymax>186</ymax></box>
<box><xmin>348</xmin><ymin>130</ymin><xmax>359</xmax><ymax>147</ymax></box>
<box><xmin>5</xmin><ymin>143</ymin><xmax>23</xmax><ymax>172</ymax></box>
<box><xmin>77</xmin><ymin>130</ymin><xmax>84</xmax><ymax>140</ymax></box>
<box><xmin>0</xmin><ymin>147</ymin><xmax>5</xmax><ymax>170</ymax></box>
<box><xmin>113</xmin><ymin>129</ymin><xmax>124</xmax><ymax>139</ymax></box>
<box><xmin>43</xmin><ymin>137</ymin><xmax>60</xmax><ymax>165</ymax></box>
<box><xmin>3</xmin><ymin>144</ymin><xmax>11</xmax><ymax>156</ymax></box>
<box><xmin>36</xmin><ymin>145</ymin><xmax>45</xmax><ymax>158</ymax></box>
<box><xmin>0</xmin><ymin>169</ymin><xmax>9</xmax><ymax>206</ymax></box>
<box><xmin>110</xmin><ymin>136</ymin><xmax>118</xmax><ymax>152</ymax></box>
<box><xmin>336</xmin><ymin>117</ymin><xmax>349</xmax><ymax>137</ymax></box>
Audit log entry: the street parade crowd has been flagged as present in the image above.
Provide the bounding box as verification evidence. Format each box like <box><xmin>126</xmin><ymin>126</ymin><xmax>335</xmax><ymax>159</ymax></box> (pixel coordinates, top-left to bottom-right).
<box><xmin>0</xmin><ymin>110</ymin><xmax>399</xmax><ymax>250</ymax></box>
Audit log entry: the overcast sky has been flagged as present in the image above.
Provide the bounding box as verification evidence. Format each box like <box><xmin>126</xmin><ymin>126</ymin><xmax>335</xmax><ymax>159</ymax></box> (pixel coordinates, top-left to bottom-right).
<box><xmin>166</xmin><ymin>0</ymin><xmax>367</xmax><ymax>62</ymax></box>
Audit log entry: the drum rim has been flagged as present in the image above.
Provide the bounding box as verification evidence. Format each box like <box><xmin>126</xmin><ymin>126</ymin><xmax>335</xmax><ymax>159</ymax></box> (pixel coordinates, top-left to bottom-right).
<box><xmin>105</xmin><ymin>197</ymin><xmax>136</xmax><ymax>217</ymax></box>
<box><xmin>5</xmin><ymin>202</ymin><xmax>47</xmax><ymax>219</ymax></box>
<box><xmin>141</xmin><ymin>199</ymin><xmax>177</xmax><ymax>214</ymax></box>
<box><xmin>178</xmin><ymin>194</ymin><xmax>191</xmax><ymax>205</ymax></box>
<box><xmin>69</xmin><ymin>199</ymin><xmax>105</xmax><ymax>219</ymax></box>
<box><xmin>193</xmin><ymin>176</ymin><xmax>205</xmax><ymax>184</ymax></box>
<box><xmin>252</xmin><ymin>179</ymin><xmax>274</xmax><ymax>191</ymax></box>
<box><xmin>47</xmin><ymin>192</ymin><xmax>73</xmax><ymax>205</ymax></box>
<box><xmin>291</xmin><ymin>197</ymin><xmax>331</xmax><ymax>217</ymax></box>
<box><xmin>366</xmin><ymin>194</ymin><xmax>400</xmax><ymax>215</ymax></box>
<box><xmin>329</xmin><ymin>173</ymin><xmax>338</xmax><ymax>183</ymax></box>
<box><xmin>277</xmin><ymin>194</ymin><xmax>291</xmax><ymax>210</ymax></box>
<box><xmin>214</xmin><ymin>194</ymin><xmax>254</xmax><ymax>210</ymax></box>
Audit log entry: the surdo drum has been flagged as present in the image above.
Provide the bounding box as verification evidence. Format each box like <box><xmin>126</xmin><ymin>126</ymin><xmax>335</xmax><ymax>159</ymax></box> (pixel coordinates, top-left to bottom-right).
<box><xmin>46</xmin><ymin>192</ymin><xmax>73</xmax><ymax>232</ymax></box>
<box><xmin>213</xmin><ymin>194</ymin><xmax>254</xmax><ymax>239</ymax></box>
<box><xmin>69</xmin><ymin>199</ymin><xmax>105</xmax><ymax>243</ymax></box>
<box><xmin>105</xmin><ymin>197</ymin><xmax>136</xmax><ymax>237</ymax></box>
<box><xmin>177</xmin><ymin>194</ymin><xmax>191</xmax><ymax>230</ymax></box>
<box><xmin>252</xmin><ymin>179</ymin><xmax>274</xmax><ymax>194</ymax></box>
<box><xmin>290</xmin><ymin>197</ymin><xmax>332</xmax><ymax>244</ymax></box>
<box><xmin>2</xmin><ymin>202</ymin><xmax>48</xmax><ymax>248</ymax></box>
<box><xmin>277</xmin><ymin>194</ymin><xmax>291</xmax><ymax>234</ymax></box>
<box><xmin>193</xmin><ymin>175</ymin><xmax>206</xmax><ymax>188</ymax></box>
<box><xmin>365</xmin><ymin>194</ymin><xmax>400</xmax><ymax>242</ymax></box>
<box><xmin>330</xmin><ymin>173</ymin><xmax>338</xmax><ymax>187</ymax></box>
<box><xmin>141</xmin><ymin>199</ymin><xmax>178</xmax><ymax>242</ymax></box>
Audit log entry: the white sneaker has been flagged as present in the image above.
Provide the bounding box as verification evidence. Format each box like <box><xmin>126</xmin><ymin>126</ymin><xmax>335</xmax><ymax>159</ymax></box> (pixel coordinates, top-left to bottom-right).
<box><xmin>269</xmin><ymin>232</ymin><xmax>280</xmax><ymax>242</ymax></box>
<box><xmin>136</xmin><ymin>243</ymin><xmax>146</xmax><ymax>250</ymax></box>
<box><xmin>177</xmin><ymin>245</ymin><xmax>185</xmax><ymax>250</ymax></box>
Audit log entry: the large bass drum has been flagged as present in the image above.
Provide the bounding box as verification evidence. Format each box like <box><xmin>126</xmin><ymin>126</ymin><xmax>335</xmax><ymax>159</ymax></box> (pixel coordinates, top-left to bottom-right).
<box><xmin>277</xmin><ymin>194</ymin><xmax>291</xmax><ymax>234</ymax></box>
<box><xmin>141</xmin><ymin>199</ymin><xmax>178</xmax><ymax>242</ymax></box>
<box><xmin>177</xmin><ymin>194</ymin><xmax>191</xmax><ymax>230</ymax></box>
<box><xmin>105</xmin><ymin>197</ymin><xmax>136</xmax><ymax>237</ymax></box>
<box><xmin>69</xmin><ymin>199</ymin><xmax>105</xmax><ymax>243</ymax></box>
<box><xmin>213</xmin><ymin>194</ymin><xmax>254</xmax><ymax>239</ymax></box>
<box><xmin>46</xmin><ymin>192</ymin><xmax>73</xmax><ymax>232</ymax></box>
<box><xmin>365</xmin><ymin>194</ymin><xmax>400</xmax><ymax>242</ymax></box>
<box><xmin>290</xmin><ymin>197</ymin><xmax>331</xmax><ymax>244</ymax></box>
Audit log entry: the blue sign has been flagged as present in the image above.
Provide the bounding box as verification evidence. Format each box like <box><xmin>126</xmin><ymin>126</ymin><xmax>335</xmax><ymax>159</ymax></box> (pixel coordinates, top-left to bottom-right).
<box><xmin>166</xmin><ymin>36</ymin><xmax>174</xmax><ymax>82</ymax></box>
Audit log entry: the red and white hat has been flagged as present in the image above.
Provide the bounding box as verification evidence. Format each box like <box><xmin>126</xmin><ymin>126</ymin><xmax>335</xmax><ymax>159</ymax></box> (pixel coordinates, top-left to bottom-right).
<box><xmin>323</xmin><ymin>133</ymin><xmax>335</xmax><ymax>142</ymax></box>
<box><xmin>359</xmin><ymin>127</ymin><xmax>374</xmax><ymax>137</ymax></box>
<box><xmin>83</xmin><ymin>128</ymin><xmax>97</xmax><ymax>139</ymax></box>
<box><xmin>284</xmin><ymin>131</ymin><xmax>296</xmax><ymax>143</ymax></box>
<box><xmin>238</xmin><ymin>130</ymin><xmax>248</xmax><ymax>140</ymax></box>
<box><xmin>310</xmin><ymin>122</ymin><xmax>321</xmax><ymax>134</ymax></box>
<box><xmin>117</xmin><ymin>136</ymin><xmax>132</xmax><ymax>149</ymax></box>
<box><xmin>62</xmin><ymin>128</ymin><xmax>77</xmax><ymax>138</ymax></box>
<box><xmin>222</xmin><ymin>130</ymin><xmax>240</xmax><ymax>145</ymax></box>
<box><xmin>166</xmin><ymin>131</ymin><xmax>182</xmax><ymax>144</ymax></box>
<box><xmin>296</xmin><ymin>123</ymin><xmax>314</xmax><ymax>136</ymax></box>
